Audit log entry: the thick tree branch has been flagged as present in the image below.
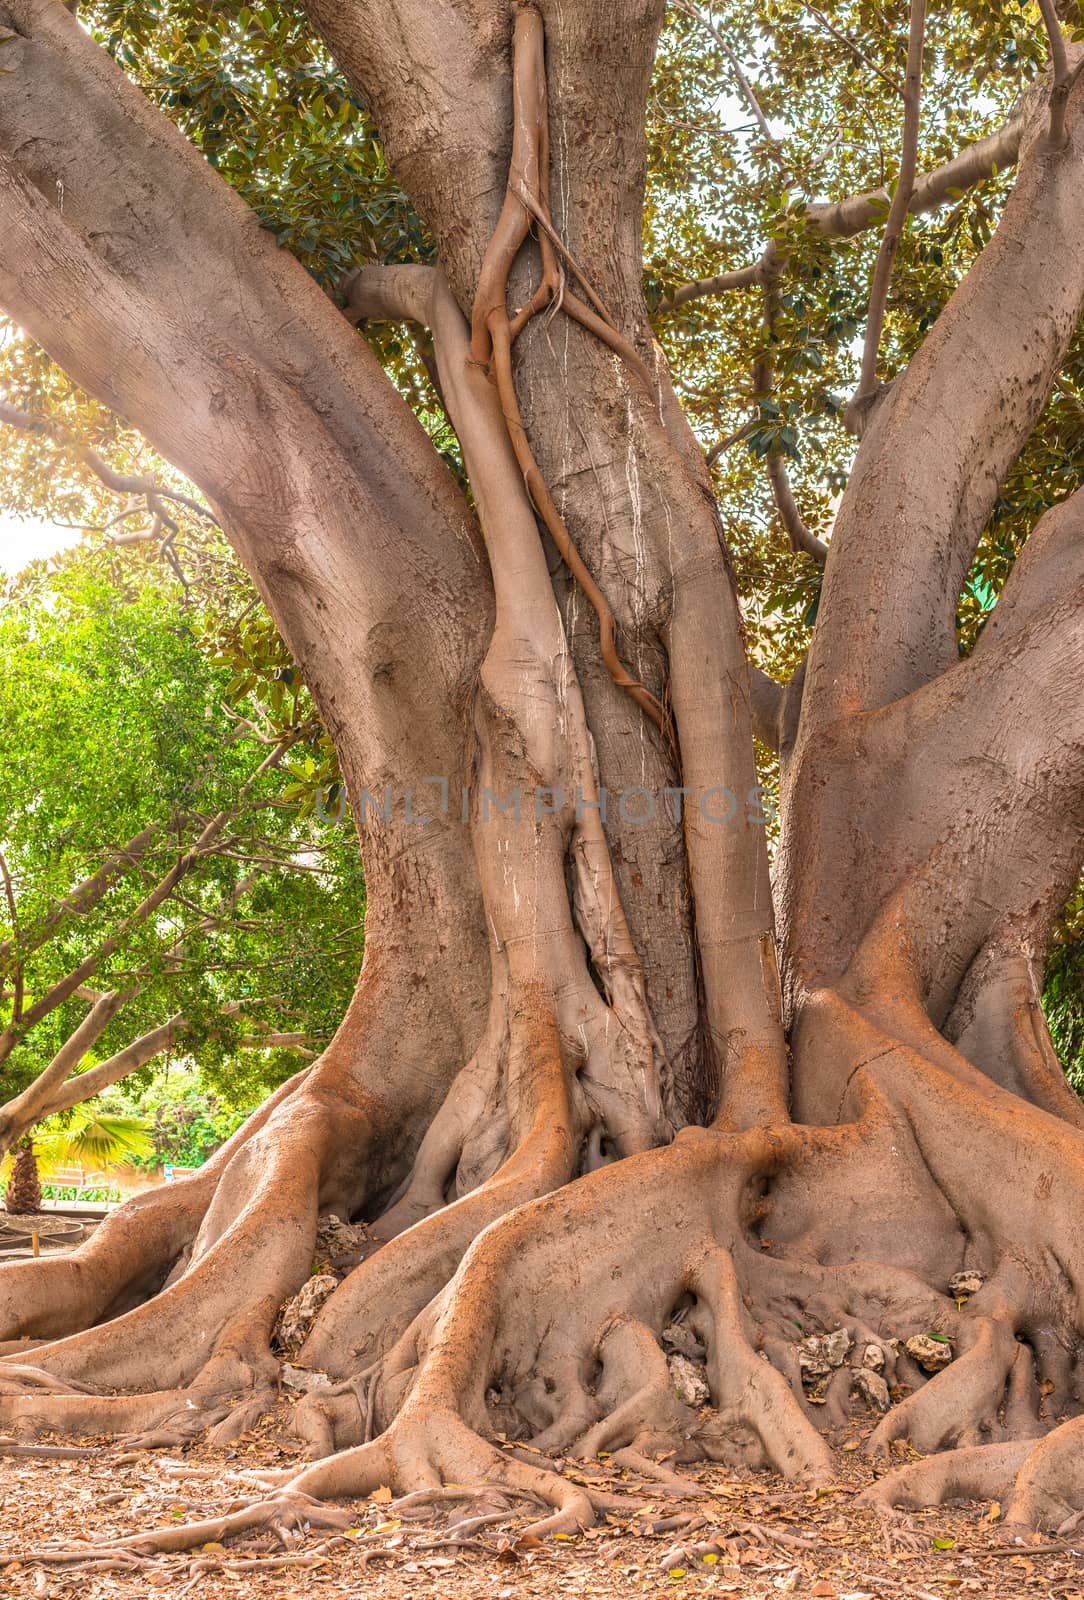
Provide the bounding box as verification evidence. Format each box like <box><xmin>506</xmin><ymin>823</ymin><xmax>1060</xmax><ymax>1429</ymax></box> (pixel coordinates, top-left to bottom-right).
<box><xmin>1037</xmin><ymin>1</ymin><xmax>1082</xmax><ymax>151</ymax></box>
<box><xmin>0</xmin><ymin>994</ymin><xmax>314</xmax><ymax>1155</ymax></box>
<box><xmin>972</xmin><ymin>483</ymin><xmax>1084</xmax><ymax>657</ymax></box>
<box><xmin>0</xmin><ymin>2</ymin><xmax>494</xmax><ymax>1115</ymax></box>
<box><xmin>810</xmin><ymin>553</ymin><xmax>1084</xmax><ymax>1028</ymax></box>
<box><xmin>801</xmin><ymin>60</ymin><xmax>1084</xmax><ymax>721</ymax></box>
<box><xmin>765</xmin><ymin>454</ymin><xmax>828</xmax><ymax>564</ymax></box>
<box><xmin>37</xmin><ymin>1013</ymin><xmax>188</xmax><ymax>1125</ymax></box>
<box><xmin>749</xmin><ymin>666</ymin><xmax>783</xmax><ymax>752</ymax></box>
<box><xmin>0</xmin><ymin>989</ymin><xmax>123</xmax><ymax>1152</ymax></box>
<box><xmin>658</xmin><ymin>251</ymin><xmax>774</xmax><ymax>315</ymax></box>
<box><xmin>657</xmin><ymin>109</ymin><xmax>1025</xmax><ymax>315</ymax></box>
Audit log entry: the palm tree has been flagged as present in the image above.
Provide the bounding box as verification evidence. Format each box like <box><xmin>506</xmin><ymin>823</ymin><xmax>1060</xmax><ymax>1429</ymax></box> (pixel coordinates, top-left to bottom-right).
<box><xmin>35</xmin><ymin>1106</ymin><xmax>154</xmax><ymax>1175</ymax></box>
<box><xmin>3</xmin><ymin>1137</ymin><xmax>42</xmax><ymax>1215</ymax></box>
<box><xmin>2</xmin><ymin>1107</ymin><xmax>153</xmax><ymax>1211</ymax></box>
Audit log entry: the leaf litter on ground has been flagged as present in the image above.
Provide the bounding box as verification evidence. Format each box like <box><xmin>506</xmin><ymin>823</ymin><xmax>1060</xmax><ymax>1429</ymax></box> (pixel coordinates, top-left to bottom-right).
<box><xmin>0</xmin><ymin>1407</ymin><xmax>1081</xmax><ymax>1598</ymax></box>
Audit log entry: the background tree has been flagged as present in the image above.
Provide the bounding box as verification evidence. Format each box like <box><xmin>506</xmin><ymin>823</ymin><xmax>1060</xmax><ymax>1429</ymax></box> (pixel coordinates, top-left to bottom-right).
<box><xmin>0</xmin><ymin>549</ymin><xmax>365</xmax><ymax>1163</ymax></box>
<box><xmin>0</xmin><ymin>0</ymin><xmax>1082</xmax><ymax>1558</ymax></box>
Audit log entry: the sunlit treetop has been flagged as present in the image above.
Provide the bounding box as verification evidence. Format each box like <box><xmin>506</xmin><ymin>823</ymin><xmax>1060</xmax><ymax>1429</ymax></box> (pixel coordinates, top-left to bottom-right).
<box><xmin>4</xmin><ymin>1</ymin><xmax>1082</xmax><ymax>689</ymax></box>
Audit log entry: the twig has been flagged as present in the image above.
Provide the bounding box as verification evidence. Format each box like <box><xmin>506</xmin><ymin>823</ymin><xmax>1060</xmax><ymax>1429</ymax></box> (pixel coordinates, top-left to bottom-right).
<box><xmin>756</xmin><ymin>275</ymin><xmax>828</xmax><ymax>565</ymax></box>
<box><xmin>801</xmin><ymin>2</ymin><xmax>903</xmax><ymax>97</ymax></box>
<box><xmin>707</xmin><ymin>417</ymin><xmax>758</xmax><ymax>465</ymax></box>
<box><xmin>0</xmin><ymin>401</ymin><xmax>218</xmax><ymax>527</ymax></box>
<box><xmin>850</xmin><ymin>0</ymin><xmax>926</xmax><ymax>425</ymax></box>
<box><xmin>658</xmin><ymin>249</ymin><xmax>773</xmax><ymax>315</ymax></box>
<box><xmin>983</xmin><ymin>1540</ymin><xmax>1083</xmax><ymax>1556</ymax></box>
<box><xmin>674</xmin><ymin>0</ymin><xmax>793</xmax><ymax>181</ymax></box>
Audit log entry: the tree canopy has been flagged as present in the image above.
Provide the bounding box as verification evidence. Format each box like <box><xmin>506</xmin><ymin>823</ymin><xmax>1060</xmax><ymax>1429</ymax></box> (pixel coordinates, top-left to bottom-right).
<box><xmin>0</xmin><ymin>545</ymin><xmax>364</xmax><ymax>1152</ymax></box>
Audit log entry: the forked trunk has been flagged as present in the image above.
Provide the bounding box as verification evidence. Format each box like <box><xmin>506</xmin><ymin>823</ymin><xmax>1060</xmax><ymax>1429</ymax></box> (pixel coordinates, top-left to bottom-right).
<box><xmin>0</xmin><ymin>0</ymin><xmax>1083</xmax><ymax>1559</ymax></box>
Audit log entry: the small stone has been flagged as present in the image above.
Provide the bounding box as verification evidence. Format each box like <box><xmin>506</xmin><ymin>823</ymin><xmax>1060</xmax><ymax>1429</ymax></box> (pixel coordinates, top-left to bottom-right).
<box><xmin>862</xmin><ymin>1343</ymin><xmax>886</xmax><ymax>1371</ymax></box>
<box><xmin>851</xmin><ymin>1368</ymin><xmax>891</xmax><ymax>1412</ymax></box>
<box><xmin>668</xmin><ymin>1351</ymin><xmax>711</xmax><ymax>1407</ymax></box>
<box><xmin>949</xmin><ymin>1269</ymin><xmax>985</xmax><ymax>1298</ymax></box>
<box><xmin>662</xmin><ymin>1321</ymin><xmax>705</xmax><ymax>1361</ymax></box>
<box><xmin>797</xmin><ymin>1328</ymin><xmax>853</xmax><ymax>1379</ymax></box>
<box><xmin>905</xmin><ymin>1333</ymin><xmax>954</xmax><ymax>1372</ymax></box>
<box><xmin>280</xmin><ymin>1363</ymin><xmax>332</xmax><ymax>1392</ymax></box>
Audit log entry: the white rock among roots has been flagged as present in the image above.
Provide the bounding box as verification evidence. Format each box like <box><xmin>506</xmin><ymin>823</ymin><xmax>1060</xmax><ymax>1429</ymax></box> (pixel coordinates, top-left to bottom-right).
<box><xmin>797</xmin><ymin>1328</ymin><xmax>853</xmax><ymax>1378</ymax></box>
<box><xmin>851</xmin><ymin>1367</ymin><xmax>890</xmax><ymax>1412</ymax></box>
<box><xmin>273</xmin><ymin>1272</ymin><xmax>339</xmax><ymax>1356</ymax></box>
<box><xmin>905</xmin><ymin>1332</ymin><xmax>954</xmax><ymax>1372</ymax></box>
<box><xmin>280</xmin><ymin>1362</ymin><xmax>332</xmax><ymax>1392</ymax></box>
<box><xmin>668</xmin><ymin>1351</ymin><xmax>711</xmax><ymax>1407</ymax></box>
<box><xmin>862</xmin><ymin>1342</ymin><xmax>886</xmax><ymax>1371</ymax></box>
<box><xmin>948</xmin><ymin>1269</ymin><xmax>985</xmax><ymax>1298</ymax></box>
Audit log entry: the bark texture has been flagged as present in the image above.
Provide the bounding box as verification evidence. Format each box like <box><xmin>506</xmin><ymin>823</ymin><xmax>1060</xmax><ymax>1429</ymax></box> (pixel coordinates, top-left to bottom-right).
<box><xmin>1</xmin><ymin>0</ymin><xmax>1083</xmax><ymax>1559</ymax></box>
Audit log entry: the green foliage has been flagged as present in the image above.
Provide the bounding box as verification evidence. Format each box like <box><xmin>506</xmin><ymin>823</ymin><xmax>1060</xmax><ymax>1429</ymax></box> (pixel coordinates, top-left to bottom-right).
<box><xmin>39</xmin><ymin>1183</ymin><xmax>124</xmax><ymax>1203</ymax></box>
<box><xmin>35</xmin><ymin>1107</ymin><xmax>156</xmax><ymax>1173</ymax></box>
<box><xmin>1046</xmin><ymin>886</ymin><xmax>1084</xmax><ymax>1092</ymax></box>
<box><xmin>0</xmin><ymin>548</ymin><xmax>364</xmax><ymax>1114</ymax></box>
<box><xmin>96</xmin><ymin>1066</ymin><xmax>251</xmax><ymax>1169</ymax></box>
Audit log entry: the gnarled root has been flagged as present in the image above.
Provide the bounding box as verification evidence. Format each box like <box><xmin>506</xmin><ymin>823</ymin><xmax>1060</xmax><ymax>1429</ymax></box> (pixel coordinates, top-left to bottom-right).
<box><xmin>0</xmin><ymin>1047</ymin><xmax>394</xmax><ymax>1438</ymax></box>
<box><xmin>862</xmin><ymin>1414</ymin><xmax>1084</xmax><ymax>1536</ymax></box>
<box><xmin>7</xmin><ymin>1037</ymin><xmax>1084</xmax><ymax>1568</ymax></box>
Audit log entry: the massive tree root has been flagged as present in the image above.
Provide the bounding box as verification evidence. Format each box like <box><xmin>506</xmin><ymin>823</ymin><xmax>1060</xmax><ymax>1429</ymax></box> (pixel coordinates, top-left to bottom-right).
<box><xmin>10</xmin><ymin>994</ymin><xmax>1084</xmax><ymax>1565</ymax></box>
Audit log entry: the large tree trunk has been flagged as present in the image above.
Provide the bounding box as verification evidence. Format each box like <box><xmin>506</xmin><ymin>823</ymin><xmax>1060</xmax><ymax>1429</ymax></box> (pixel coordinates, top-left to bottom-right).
<box><xmin>1</xmin><ymin>0</ymin><xmax>1084</xmax><ymax>1553</ymax></box>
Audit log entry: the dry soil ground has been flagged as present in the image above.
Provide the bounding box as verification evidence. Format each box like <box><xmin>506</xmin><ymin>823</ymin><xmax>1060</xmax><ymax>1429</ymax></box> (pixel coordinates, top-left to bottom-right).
<box><xmin>0</xmin><ymin>1401</ymin><xmax>1081</xmax><ymax>1599</ymax></box>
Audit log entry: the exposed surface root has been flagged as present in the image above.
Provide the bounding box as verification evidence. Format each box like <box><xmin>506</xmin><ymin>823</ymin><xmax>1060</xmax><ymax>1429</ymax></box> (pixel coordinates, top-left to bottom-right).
<box><xmin>3</xmin><ymin>1030</ymin><xmax>1084</xmax><ymax>1560</ymax></box>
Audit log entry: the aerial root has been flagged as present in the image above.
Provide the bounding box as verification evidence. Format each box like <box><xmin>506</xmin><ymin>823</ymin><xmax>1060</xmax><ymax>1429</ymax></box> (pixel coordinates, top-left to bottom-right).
<box><xmin>467</xmin><ymin>3</ymin><xmax>667</xmax><ymax>735</ymax></box>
